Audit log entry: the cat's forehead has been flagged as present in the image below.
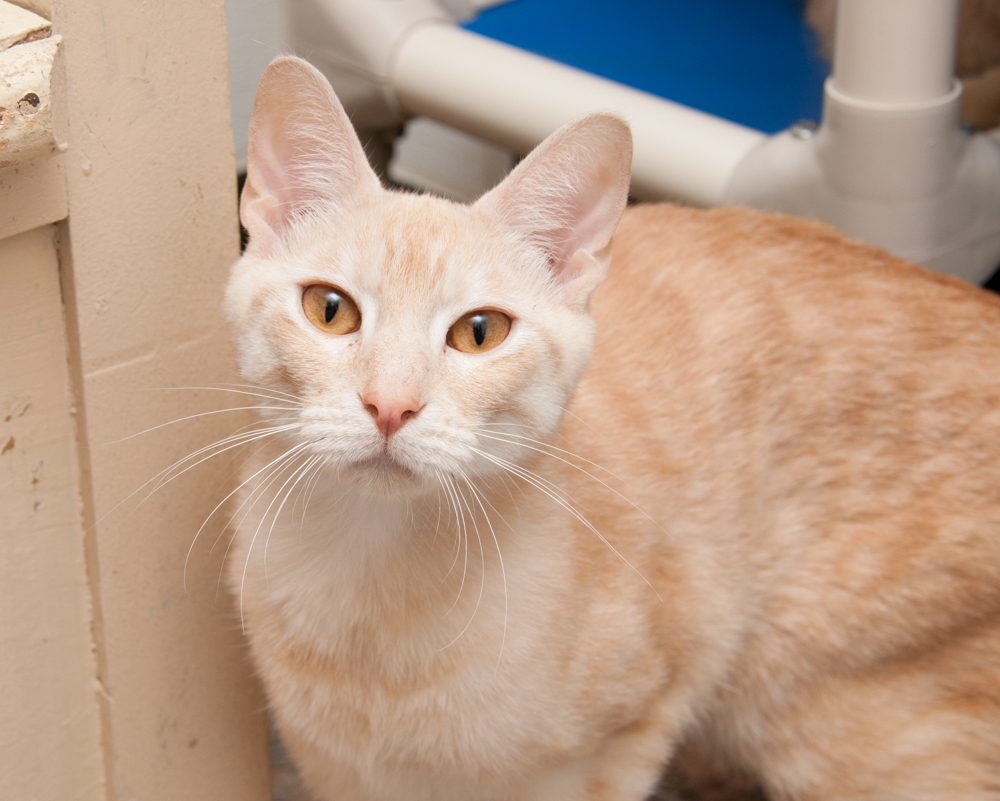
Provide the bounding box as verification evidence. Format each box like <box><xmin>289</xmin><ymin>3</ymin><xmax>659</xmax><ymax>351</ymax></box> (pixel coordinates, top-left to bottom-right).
<box><xmin>301</xmin><ymin>192</ymin><xmax>539</xmax><ymax>299</ymax></box>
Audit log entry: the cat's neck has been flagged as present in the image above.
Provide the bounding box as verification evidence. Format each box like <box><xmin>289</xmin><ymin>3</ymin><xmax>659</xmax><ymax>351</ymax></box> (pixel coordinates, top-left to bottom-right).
<box><xmin>241</xmin><ymin>467</ymin><xmax>514</xmax><ymax>661</ymax></box>
<box><xmin>253</xmin><ymin>460</ymin><xmax>503</xmax><ymax>591</ymax></box>
<box><xmin>282</xmin><ymin>477</ymin><xmax>433</xmax><ymax>567</ymax></box>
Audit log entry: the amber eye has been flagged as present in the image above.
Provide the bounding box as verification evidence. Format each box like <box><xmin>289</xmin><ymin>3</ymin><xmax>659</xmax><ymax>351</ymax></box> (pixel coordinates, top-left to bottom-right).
<box><xmin>302</xmin><ymin>284</ymin><xmax>361</xmax><ymax>335</ymax></box>
<box><xmin>447</xmin><ymin>309</ymin><xmax>512</xmax><ymax>354</ymax></box>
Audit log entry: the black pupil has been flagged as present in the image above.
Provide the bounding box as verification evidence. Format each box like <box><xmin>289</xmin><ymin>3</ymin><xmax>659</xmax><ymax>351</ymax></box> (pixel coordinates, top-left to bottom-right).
<box><xmin>471</xmin><ymin>315</ymin><xmax>487</xmax><ymax>346</ymax></box>
<box><xmin>324</xmin><ymin>293</ymin><xmax>340</xmax><ymax>323</ymax></box>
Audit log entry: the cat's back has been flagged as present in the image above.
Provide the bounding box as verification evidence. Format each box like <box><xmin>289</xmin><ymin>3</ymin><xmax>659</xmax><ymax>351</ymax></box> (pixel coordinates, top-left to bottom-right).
<box><xmin>578</xmin><ymin>203</ymin><xmax>1000</xmax><ymax>797</ymax></box>
<box><xmin>574</xmin><ymin>202</ymin><xmax>1000</xmax><ymax>669</ymax></box>
<box><xmin>587</xmin><ymin>202</ymin><xmax>1000</xmax><ymax>429</ymax></box>
<box><xmin>585</xmin><ymin>201</ymin><xmax>1000</xmax><ymax>518</ymax></box>
<box><xmin>596</xmin><ymin>203</ymin><xmax>1000</xmax><ymax>367</ymax></box>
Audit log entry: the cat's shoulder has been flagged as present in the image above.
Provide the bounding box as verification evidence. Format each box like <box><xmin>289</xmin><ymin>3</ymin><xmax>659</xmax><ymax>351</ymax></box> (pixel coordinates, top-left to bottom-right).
<box><xmin>610</xmin><ymin>202</ymin><xmax>1000</xmax><ymax>318</ymax></box>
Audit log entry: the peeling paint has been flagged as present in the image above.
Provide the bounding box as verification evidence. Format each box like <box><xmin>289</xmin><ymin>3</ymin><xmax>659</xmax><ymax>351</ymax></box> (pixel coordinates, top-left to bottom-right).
<box><xmin>0</xmin><ymin>36</ymin><xmax>59</xmax><ymax>169</ymax></box>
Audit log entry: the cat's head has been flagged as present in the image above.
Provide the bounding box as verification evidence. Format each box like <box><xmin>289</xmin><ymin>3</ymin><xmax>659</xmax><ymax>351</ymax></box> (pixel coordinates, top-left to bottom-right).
<box><xmin>226</xmin><ymin>57</ymin><xmax>631</xmax><ymax>498</ymax></box>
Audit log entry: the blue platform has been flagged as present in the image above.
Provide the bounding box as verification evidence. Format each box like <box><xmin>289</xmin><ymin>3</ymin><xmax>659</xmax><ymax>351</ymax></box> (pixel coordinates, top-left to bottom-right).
<box><xmin>464</xmin><ymin>0</ymin><xmax>829</xmax><ymax>135</ymax></box>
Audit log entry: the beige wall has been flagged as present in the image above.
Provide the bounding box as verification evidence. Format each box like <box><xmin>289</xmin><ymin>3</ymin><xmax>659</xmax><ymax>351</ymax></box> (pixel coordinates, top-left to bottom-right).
<box><xmin>1</xmin><ymin>0</ymin><xmax>271</xmax><ymax>798</ymax></box>
<box><xmin>0</xmin><ymin>224</ymin><xmax>104</xmax><ymax>801</ymax></box>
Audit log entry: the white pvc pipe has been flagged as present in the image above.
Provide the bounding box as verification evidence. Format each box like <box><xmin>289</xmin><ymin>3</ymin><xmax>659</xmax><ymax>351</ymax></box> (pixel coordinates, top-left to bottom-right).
<box><xmin>727</xmin><ymin>0</ymin><xmax>1000</xmax><ymax>285</ymax></box>
<box><xmin>833</xmin><ymin>0</ymin><xmax>959</xmax><ymax>104</ymax></box>
<box><xmin>822</xmin><ymin>0</ymin><xmax>965</xmax><ymax>205</ymax></box>
<box><xmin>391</xmin><ymin>23</ymin><xmax>765</xmax><ymax>206</ymax></box>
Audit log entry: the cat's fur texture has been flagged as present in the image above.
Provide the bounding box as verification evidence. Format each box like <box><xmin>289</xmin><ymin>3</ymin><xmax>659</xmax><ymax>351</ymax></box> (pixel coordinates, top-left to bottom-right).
<box><xmin>226</xmin><ymin>57</ymin><xmax>1000</xmax><ymax>801</ymax></box>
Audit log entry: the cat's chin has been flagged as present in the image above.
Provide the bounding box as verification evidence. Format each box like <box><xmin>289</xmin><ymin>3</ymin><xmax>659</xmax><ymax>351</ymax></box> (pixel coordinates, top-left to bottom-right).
<box><xmin>345</xmin><ymin>454</ymin><xmax>423</xmax><ymax>497</ymax></box>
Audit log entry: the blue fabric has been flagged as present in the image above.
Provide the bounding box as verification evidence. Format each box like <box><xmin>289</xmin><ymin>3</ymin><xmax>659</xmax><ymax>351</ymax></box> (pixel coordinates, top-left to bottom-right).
<box><xmin>463</xmin><ymin>0</ymin><xmax>829</xmax><ymax>134</ymax></box>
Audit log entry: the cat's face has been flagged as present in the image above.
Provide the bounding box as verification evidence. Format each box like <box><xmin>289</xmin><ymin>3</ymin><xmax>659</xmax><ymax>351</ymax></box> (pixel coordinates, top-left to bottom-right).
<box><xmin>227</xmin><ymin>57</ymin><xmax>631</xmax><ymax>498</ymax></box>
<box><xmin>226</xmin><ymin>193</ymin><xmax>596</xmax><ymax>497</ymax></box>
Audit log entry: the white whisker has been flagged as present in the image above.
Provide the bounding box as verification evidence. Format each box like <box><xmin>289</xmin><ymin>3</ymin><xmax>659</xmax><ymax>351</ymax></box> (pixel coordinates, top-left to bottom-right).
<box><xmin>147</xmin><ymin>424</ymin><xmax>302</xmax><ymax>499</ymax></box>
<box><xmin>261</xmin><ymin>455</ymin><xmax>322</xmax><ymax>583</ymax></box>
<box><xmin>101</xmin><ymin>405</ymin><xmax>301</xmax><ymax>447</ymax></box>
<box><xmin>238</xmin><ymin>443</ymin><xmax>312</xmax><ymax>627</ymax></box>
<box><xmin>299</xmin><ymin>456</ymin><xmax>331</xmax><ymax>532</ymax></box>
<box><xmin>463</xmin><ymin>476</ymin><xmax>509</xmax><ymax>670</ymax></box>
<box><xmin>95</xmin><ymin>422</ymin><xmax>303</xmax><ymax>530</ymax></box>
<box><xmin>213</xmin><ymin>382</ymin><xmax>305</xmax><ymax>404</ymax></box>
<box><xmin>147</xmin><ymin>383</ymin><xmax>305</xmax><ymax>406</ymax></box>
<box><xmin>472</xmin><ymin>447</ymin><xmax>663</xmax><ymax>603</ymax></box>
<box><xmin>439</xmin><ymin>478</ymin><xmax>487</xmax><ymax>653</ymax></box>
<box><xmin>438</xmin><ymin>475</ymin><xmax>469</xmax><ymax>618</ymax></box>
<box><xmin>475</xmin><ymin>430</ymin><xmax>664</xmax><ymax>534</ymax></box>
<box><xmin>183</xmin><ymin>440</ymin><xmax>310</xmax><ymax>592</ymax></box>
<box><xmin>430</xmin><ymin>480</ymin><xmax>444</xmax><ymax>549</ymax></box>
<box><xmin>212</xmin><ymin>443</ymin><xmax>310</xmax><ymax>599</ymax></box>
<box><xmin>560</xmin><ymin>407</ymin><xmax>602</xmax><ymax>436</ymax></box>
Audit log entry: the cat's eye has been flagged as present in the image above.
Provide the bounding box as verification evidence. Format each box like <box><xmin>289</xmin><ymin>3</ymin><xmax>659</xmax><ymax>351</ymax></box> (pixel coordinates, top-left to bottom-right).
<box><xmin>447</xmin><ymin>309</ymin><xmax>512</xmax><ymax>354</ymax></box>
<box><xmin>302</xmin><ymin>284</ymin><xmax>361</xmax><ymax>335</ymax></box>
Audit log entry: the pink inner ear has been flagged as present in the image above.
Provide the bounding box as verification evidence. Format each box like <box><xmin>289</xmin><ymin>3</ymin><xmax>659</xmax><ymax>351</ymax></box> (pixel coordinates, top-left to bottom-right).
<box><xmin>251</xmin><ymin>120</ymin><xmax>298</xmax><ymax>208</ymax></box>
<box><xmin>553</xmin><ymin>174</ymin><xmax>629</xmax><ymax>266</ymax></box>
<box><xmin>240</xmin><ymin>57</ymin><xmax>381</xmax><ymax>251</ymax></box>
<box><xmin>240</xmin><ymin>190</ymin><xmax>278</xmax><ymax>251</ymax></box>
<box><xmin>476</xmin><ymin>113</ymin><xmax>632</xmax><ymax>306</ymax></box>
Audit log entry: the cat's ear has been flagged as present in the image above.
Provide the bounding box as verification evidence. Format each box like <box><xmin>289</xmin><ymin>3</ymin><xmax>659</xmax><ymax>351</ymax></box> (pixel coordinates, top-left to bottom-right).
<box><xmin>241</xmin><ymin>56</ymin><xmax>381</xmax><ymax>254</ymax></box>
<box><xmin>475</xmin><ymin>113</ymin><xmax>632</xmax><ymax>309</ymax></box>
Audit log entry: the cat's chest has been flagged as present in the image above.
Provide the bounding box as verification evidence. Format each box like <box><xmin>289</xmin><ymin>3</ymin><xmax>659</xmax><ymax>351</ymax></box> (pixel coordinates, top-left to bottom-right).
<box><xmin>253</xmin><ymin>583</ymin><xmax>611</xmax><ymax>776</ymax></box>
<box><xmin>245</xmin><ymin>516</ymin><xmax>667</xmax><ymax>777</ymax></box>
<box><xmin>233</xmin><ymin>471</ymin><xmax>677</xmax><ymax>780</ymax></box>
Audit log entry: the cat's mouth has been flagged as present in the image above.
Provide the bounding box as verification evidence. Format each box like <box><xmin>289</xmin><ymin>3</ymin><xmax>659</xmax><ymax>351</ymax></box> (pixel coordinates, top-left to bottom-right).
<box><xmin>346</xmin><ymin>452</ymin><xmax>423</xmax><ymax>498</ymax></box>
<box><xmin>352</xmin><ymin>452</ymin><xmax>416</xmax><ymax>483</ymax></box>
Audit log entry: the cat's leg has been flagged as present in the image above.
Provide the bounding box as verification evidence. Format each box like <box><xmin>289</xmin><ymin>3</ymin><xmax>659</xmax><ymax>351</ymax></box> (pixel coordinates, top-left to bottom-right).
<box><xmin>529</xmin><ymin>705</ymin><xmax>684</xmax><ymax>801</ymax></box>
<box><xmin>754</xmin><ymin>633</ymin><xmax>1000</xmax><ymax>800</ymax></box>
<box><xmin>276</xmin><ymin>729</ymin><xmax>395</xmax><ymax>801</ymax></box>
<box><xmin>529</xmin><ymin>744</ymin><xmax>668</xmax><ymax>801</ymax></box>
<box><xmin>281</xmin><ymin>726</ymin><xmax>554</xmax><ymax>801</ymax></box>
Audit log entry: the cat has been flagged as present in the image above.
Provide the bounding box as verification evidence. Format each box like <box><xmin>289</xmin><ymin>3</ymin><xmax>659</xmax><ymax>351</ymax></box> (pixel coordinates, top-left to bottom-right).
<box><xmin>806</xmin><ymin>0</ymin><xmax>1000</xmax><ymax>130</ymax></box>
<box><xmin>225</xmin><ymin>56</ymin><xmax>1000</xmax><ymax>801</ymax></box>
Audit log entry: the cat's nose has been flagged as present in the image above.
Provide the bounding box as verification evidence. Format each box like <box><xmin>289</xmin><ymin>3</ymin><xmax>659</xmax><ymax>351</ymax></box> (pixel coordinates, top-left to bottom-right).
<box><xmin>361</xmin><ymin>392</ymin><xmax>423</xmax><ymax>439</ymax></box>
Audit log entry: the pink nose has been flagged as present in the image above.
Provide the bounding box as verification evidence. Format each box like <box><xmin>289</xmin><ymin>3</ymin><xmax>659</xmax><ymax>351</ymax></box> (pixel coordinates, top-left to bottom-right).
<box><xmin>361</xmin><ymin>392</ymin><xmax>422</xmax><ymax>439</ymax></box>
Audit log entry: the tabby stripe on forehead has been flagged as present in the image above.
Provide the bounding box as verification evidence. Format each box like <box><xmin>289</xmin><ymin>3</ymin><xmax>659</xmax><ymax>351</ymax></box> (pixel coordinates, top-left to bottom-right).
<box><xmin>325</xmin><ymin>294</ymin><xmax>339</xmax><ymax>323</ymax></box>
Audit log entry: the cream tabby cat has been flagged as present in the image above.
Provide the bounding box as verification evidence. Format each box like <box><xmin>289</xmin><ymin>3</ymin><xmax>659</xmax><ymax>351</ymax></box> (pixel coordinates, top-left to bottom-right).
<box><xmin>226</xmin><ymin>57</ymin><xmax>1000</xmax><ymax>801</ymax></box>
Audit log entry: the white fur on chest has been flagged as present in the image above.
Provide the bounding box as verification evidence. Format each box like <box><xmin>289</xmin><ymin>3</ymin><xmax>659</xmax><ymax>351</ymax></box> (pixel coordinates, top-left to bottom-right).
<box><xmin>231</xmin><ymin>479</ymin><xmax>665</xmax><ymax>800</ymax></box>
